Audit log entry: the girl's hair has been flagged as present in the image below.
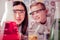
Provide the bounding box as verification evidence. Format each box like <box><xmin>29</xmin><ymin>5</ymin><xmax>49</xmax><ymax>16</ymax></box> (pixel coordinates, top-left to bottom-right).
<box><xmin>13</xmin><ymin>1</ymin><xmax>28</xmax><ymax>35</ymax></box>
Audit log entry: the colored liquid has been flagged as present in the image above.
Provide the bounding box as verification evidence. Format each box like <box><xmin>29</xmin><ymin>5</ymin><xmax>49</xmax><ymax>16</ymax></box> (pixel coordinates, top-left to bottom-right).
<box><xmin>28</xmin><ymin>35</ymin><xmax>38</xmax><ymax>40</ymax></box>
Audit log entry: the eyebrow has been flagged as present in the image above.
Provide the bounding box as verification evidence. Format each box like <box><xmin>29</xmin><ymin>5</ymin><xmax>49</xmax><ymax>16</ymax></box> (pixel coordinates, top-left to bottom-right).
<box><xmin>32</xmin><ymin>8</ymin><xmax>45</xmax><ymax>12</ymax></box>
<box><xmin>13</xmin><ymin>9</ymin><xmax>25</xmax><ymax>11</ymax></box>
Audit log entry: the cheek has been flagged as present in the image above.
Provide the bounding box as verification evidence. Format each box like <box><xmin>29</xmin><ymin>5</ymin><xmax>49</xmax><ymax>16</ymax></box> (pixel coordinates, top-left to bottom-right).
<box><xmin>20</xmin><ymin>14</ymin><xmax>25</xmax><ymax>21</ymax></box>
<box><xmin>14</xmin><ymin>14</ymin><xmax>16</xmax><ymax>19</ymax></box>
<box><xmin>32</xmin><ymin>15</ymin><xmax>35</xmax><ymax>19</ymax></box>
<box><xmin>32</xmin><ymin>14</ymin><xmax>41</xmax><ymax>19</ymax></box>
<box><xmin>40</xmin><ymin>13</ymin><xmax>46</xmax><ymax>20</ymax></box>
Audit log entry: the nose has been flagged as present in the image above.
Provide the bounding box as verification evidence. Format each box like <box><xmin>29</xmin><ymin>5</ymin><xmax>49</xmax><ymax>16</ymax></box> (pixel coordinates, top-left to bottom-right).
<box><xmin>16</xmin><ymin>13</ymin><xmax>20</xmax><ymax>18</ymax></box>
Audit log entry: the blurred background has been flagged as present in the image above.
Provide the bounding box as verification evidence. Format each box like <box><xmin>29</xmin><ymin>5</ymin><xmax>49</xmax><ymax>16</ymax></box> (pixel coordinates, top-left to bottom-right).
<box><xmin>0</xmin><ymin>0</ymin><xmax>60</xmax><ymax>40</ymax></box>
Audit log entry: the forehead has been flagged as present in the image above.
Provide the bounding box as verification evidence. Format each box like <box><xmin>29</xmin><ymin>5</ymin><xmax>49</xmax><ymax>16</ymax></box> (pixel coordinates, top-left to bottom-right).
<box><xmin>13</xmin><ymin>5</ymin><xmax>25</xmax><ymax>10</ymax></box>
<box><xmin>30</xmin><ymin>4</ymin><xmax>43</xmax><ymax>12</ymax></box>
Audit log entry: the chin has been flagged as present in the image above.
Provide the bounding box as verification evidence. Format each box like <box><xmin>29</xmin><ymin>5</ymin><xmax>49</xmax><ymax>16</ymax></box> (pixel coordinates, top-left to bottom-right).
<box><xmin>40</xmin><ymin>21</ymin><xmax>46</xmax><ymax>24</ymax></box>
<box><xmin>16</xmin><ymin>21</ymin><xmax>21</xmax><ymax>25</ymax></box>
<box><xmin>17</xmin><ymin>23</ymin><xmax>20</xmax><ymax>25</ymax></box>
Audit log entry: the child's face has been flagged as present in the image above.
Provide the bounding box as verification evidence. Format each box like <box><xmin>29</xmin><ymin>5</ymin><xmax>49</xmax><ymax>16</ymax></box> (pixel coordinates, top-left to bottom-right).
<box><xmin>30</xmin><ymin>4</ymin><xmax>47</xmax><ymax>23</ymax></box>
<box><xmin>13</xmin><ymin>5</ymin><xmax>25</xmax><ymax>25</ymax></box>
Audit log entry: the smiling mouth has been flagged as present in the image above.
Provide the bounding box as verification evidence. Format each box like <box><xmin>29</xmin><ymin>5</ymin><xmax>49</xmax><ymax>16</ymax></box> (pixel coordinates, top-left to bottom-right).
<box><xmin>35</xmin><ymin>17</ymin><xmax>40</xmax><ymax>20</ymax></box>
<box><xmin>16</xmin><ymin>19</ymin><xmax>21</xmax><ymax>21</ymax></box>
